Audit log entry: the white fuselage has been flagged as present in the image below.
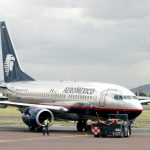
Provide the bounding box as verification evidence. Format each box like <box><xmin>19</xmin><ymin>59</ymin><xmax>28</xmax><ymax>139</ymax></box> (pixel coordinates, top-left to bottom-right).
<box><xmin>1</xmin><ymin>80</ymin><xmax>143</xmax><ymax>120</ymax></box>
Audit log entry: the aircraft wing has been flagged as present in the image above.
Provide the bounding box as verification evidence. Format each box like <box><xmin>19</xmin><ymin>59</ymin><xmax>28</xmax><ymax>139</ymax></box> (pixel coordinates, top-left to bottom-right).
<box><xmin>137</xmin><ymin>96</ymin><xmax>150</xmax><ymax>105</ymax></box>
<box><xmin>139</xmin><ymin>99</ymin><xmax>150</xmax><ymax>105</ymax></box>
<box><xmin>0</xmin><ymin>101</ymin><xmax>68</xmax><ymax>112</ymax></box>
<box><xmin>0</xmin><ymin>84</ymin><xmax>7</xmax><ymax>90</ymax></box>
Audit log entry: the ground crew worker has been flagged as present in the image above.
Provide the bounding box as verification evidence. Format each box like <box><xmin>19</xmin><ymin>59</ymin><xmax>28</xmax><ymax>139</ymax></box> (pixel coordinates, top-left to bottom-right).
<box><xmin>43</xmin><ymin>118</ymin><xmax>50</xmax><ymax>136</ymax></box>
<box><xmin>86</xmin><ymin>118</ymin><xmax>93</xmax><ymax>134</ymax></box>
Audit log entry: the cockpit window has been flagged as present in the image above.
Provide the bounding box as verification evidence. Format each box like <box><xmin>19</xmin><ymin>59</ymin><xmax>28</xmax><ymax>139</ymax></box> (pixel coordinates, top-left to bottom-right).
<box><xmin>107</xmin><ymin>89</ymin><xmax>123</xmax><ymax>101</ymax></box>
<box><xmin>107</xmin><ymin>89</ymin><xmax>135</xmax><ymax>100</ymax></box>
<box><xmin>114</xmin><ymin>95</ymin><xmax>123</xmax><ymax>100</ymax></box>
<box><xmin>132</xmin><ymin>96</ymin><xmax>137</xmax><ymax>99</ymax></box>
<box><xmin>123</xmin><ymin>95</ymin><xmax>132</xmax><ymax>99</ymax></box>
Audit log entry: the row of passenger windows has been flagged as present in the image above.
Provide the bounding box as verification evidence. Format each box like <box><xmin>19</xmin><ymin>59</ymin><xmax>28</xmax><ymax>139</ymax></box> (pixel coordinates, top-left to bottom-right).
<box><xmin>68</xmin><ymin>94</ymin><xmax>97</xmax><ymax>101</ymax></box>
<box><xmin>13</xmin><ymin>91</ymin><xmax>97</xmax><ymax>101</ymax></box>
<box><xmin>15</xmin><ymin>91</ymin><xmax>52</xmax><ymax>97</ymax></box>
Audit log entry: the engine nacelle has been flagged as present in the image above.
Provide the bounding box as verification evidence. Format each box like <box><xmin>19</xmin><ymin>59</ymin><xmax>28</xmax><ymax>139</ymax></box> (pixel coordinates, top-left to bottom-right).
<box><xmin>22</xmin><ymin>107</ymin><xmax>54</xmax><ymax>127</ymax></box>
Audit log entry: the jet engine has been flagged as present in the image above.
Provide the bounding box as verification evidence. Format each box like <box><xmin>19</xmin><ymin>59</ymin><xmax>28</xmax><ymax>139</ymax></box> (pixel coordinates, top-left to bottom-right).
<box><xmin>22</xmin><ymin>107</ymin><xmax>54</xmax><ymax>130</ymax></box>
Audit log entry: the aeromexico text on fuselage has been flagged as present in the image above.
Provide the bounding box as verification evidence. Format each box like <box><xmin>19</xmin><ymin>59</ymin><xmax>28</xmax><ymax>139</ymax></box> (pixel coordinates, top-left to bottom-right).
<box><xmin>63</xmin><ymin>87</ymin><xmax>95</xmax><ymax>95</ymax></box>
<box><xmin>12</xmin><ymin>86</ymin><xmax>96</xmax><ymax>95</ymax></box>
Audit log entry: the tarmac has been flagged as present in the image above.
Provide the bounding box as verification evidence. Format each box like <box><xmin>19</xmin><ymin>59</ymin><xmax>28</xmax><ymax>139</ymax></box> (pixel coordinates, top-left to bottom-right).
<box><xmin>0</xmin><ymin>125</ymin><xmax>150</xmax><ymax>150</ymax></box>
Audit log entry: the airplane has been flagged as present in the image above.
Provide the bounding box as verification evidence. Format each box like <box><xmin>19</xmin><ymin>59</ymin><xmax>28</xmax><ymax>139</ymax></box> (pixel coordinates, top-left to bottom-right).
<box><xmin>0</xmin><ymin>21</ymin><xmax>143</xmax><ymax>132</ymax></box>
<box><xmin>137</xmin><ymin>96</ymin><xmax>150</xmax><ymax>105</ymax></box>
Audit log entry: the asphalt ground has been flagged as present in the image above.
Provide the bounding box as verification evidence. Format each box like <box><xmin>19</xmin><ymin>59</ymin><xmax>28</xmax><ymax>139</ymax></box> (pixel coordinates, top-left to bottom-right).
<box><xmin>0</xmin><ymin>125</ymin><xmax>150</xmax><ymax>150</ymax></box>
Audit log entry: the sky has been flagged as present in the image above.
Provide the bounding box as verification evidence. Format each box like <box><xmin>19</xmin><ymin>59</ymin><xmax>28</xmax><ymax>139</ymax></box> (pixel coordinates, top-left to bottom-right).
<box><xmin>0</xmin><ymin>0</ymin><xmax>150</xmax><ymax>89</ymax></box>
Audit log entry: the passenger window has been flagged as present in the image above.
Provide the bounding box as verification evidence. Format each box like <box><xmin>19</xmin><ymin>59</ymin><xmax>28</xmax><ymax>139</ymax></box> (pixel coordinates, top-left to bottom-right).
<box><xmin>119</xmin><ymin>95</ymin><xmax>123</xmax><ymax>100</ymax></box>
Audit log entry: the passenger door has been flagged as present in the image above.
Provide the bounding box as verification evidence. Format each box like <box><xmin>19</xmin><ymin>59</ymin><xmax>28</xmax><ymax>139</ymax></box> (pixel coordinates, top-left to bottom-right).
<box><xmin>99</xmin><ymin>90</ymin><xmax>107</xmax><ymax>107</ymax></box>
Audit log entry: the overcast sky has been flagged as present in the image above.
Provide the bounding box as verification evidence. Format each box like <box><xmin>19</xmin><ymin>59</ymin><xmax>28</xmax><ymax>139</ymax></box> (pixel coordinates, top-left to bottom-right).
<box><xmin>0</xmin><ymin>0</ymin><xmax>150</xmax><ymax>89</ymax></box>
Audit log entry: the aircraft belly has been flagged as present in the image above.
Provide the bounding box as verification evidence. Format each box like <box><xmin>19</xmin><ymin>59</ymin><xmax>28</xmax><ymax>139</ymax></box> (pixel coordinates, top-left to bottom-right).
<box><xmin>53</xmin><ymin>106</ymin><xmax>142</xmax><ymax>121</ymax></box>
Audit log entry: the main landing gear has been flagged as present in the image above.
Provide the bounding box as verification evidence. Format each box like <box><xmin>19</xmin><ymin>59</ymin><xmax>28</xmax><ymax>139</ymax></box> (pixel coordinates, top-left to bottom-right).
<box><xmin>76</xmin><ymin>121</ymin><xmax>87</xmax><ymax>132</ymax></box>
<box><xmin>29</xmin><ymin>126</ymin><xmax>43</xmax><ymax>132</ymax></box>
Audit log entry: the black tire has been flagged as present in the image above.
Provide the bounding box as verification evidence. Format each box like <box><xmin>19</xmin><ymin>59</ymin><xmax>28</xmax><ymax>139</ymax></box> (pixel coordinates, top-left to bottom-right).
<box><xmin>77</xmin><ymin>121</ymin><xmax>84</xmax><ymax>132</ymax></box>
<box><xmin>120</xmin><ymin>128</ymin><xmax>124</xmax><ymax>138</ymax></box>
<box><xmin>124</xmin><ymin>127</ymin><xmax>130</xmax><ymax>137</ymax></box>
<box><xmin>101</xmin><ymin>134</ymin><xmax>106</xmax><ymax>137</ymax></box>
<box><xmin>129</xmin><ymin>126</ymin><xmax>131</xmax><ymax>135</ymax></box>
<box><xmin>94</xmin><ymin>134</ymin><xmax>100</xmax><ymax>138</ymax></box>
<box><xmin>29</xmin><ymin>126</ymin><xmax>35</xmax><ymax>131</ymax></box>
<box><xmin>127</xmin><ymin>128</ymin><xmax>130</xmax><ymax>137</ymax></box>
<box><xmin>83</xmin><ymin>121</ymin><xmax>88</xmax><ymax>132</ymax></box>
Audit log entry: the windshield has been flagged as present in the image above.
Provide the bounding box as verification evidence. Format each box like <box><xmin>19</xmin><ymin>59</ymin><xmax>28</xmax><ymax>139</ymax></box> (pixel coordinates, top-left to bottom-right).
<box><xmin>107</xmin><ymin>89</ymin><xmax>135</xmax><ymax>100</ymax></box>
<box><xmin>123</xmin><ymin>95</ymin><xmax>137</xmax><ymax>100</ymax></box>
<box><xmin>123</xmin><ymin>95</ymin><xmax>132</xmax><ymax>99</ymax></box>
<box><xmin>107</xmin><ymin>90</ymin><xmax>123</xmax><ymax>100</ymax></box>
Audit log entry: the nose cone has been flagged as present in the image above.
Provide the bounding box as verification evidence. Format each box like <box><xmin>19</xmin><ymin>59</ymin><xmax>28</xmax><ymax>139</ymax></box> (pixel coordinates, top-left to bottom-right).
<box><xmin>128</xmin><ymin>99</ymin><xmax>143</xmax><ymax>120</ymax></box>
<box><xmin>137</xmin><ymin>100</ymin><xmax>143</xmax><ymax>111</ymax></box>
<box><xmin>136</xmin><ymin>100</ymin><xmax>143</xmax><ymax>114</ymax></box>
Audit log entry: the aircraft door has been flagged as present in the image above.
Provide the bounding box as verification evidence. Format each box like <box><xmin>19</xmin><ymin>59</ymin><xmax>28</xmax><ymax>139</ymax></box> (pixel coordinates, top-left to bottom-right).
<box><xmin>52</xmin><ymin>91</ymin><xmax>56</xmax><ymax>103</ymax></box>
<box><xmin>99</xmin><ymin>90</ymin><xmax>108</xmax><ymax>107</ymax></box>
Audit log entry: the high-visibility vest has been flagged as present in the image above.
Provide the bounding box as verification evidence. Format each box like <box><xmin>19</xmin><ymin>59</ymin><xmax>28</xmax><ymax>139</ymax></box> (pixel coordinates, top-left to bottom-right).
<box><xmin>44</xmin><ymin>119</ymin><xmax>49</xmax><ymax>126</ymax></box>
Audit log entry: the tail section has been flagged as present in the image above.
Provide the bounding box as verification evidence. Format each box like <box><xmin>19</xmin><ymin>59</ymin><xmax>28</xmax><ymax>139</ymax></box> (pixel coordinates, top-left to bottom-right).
<box><xmin>0</xmin><ymin>21</ymin><xmax>34</xmax><ymax>82</ymax></box>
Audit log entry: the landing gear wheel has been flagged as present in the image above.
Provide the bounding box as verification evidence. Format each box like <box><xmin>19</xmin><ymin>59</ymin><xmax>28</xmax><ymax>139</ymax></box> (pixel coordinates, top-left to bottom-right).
<box><xmin>120</xmin><ymin>128</ymin><xmax>124</xmax><ymax>138</ymax></box>
<box><xmin>125</xmin><ymin>127</ymin><xmax>130</xmax><ymax>137</ymax></box>
<box><xmin>77</xmin><ymin>121</ymin><xmax>84</xmax><ymax>132</ymax></box>
<box><xmin>129</xmin><ymin>126</ymin><xmax>131</xmax><ymax>135</ymax></box>
<box><xmin>94</xmin><ymin>134</ymin><xmax>100</xmax><ymax>138</ymax></box>
<box><xmin>29</xmin><ymin>126</ymin><xmax>42</xmax><ymax>132</ymax></box>
<box><xmin>29</xmin><ymin>126</ymin><xmax>35</xmax><ymax>131</ymax></box>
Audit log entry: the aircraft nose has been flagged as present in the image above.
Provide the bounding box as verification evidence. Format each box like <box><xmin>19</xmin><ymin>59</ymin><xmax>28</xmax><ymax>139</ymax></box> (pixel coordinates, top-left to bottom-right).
<box><xmin>126</xmin><ymin>99</ymin><xmax>143</xmax><ymax>120</ymax></box>
<box><xmin>136</xmin><ymin>100</ymin><xmax>143</xmax><ymax>111</ymax></box>
<box><xmin>133</xmin><ymin>99</ymin><xmax>143</xmax><ymax>116</ymax></box>
<box><xmin>133</xmin><ymin>99</ymin><xmax>143</xmax><ymax>110</ymax></box>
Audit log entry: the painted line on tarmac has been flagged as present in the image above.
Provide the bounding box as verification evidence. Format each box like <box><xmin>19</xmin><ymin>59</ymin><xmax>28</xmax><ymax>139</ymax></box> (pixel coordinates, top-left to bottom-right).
<box><xmin>0</xmin><ymin>134</ymin><xmax>88</xmax><ymax>143</ymax></box>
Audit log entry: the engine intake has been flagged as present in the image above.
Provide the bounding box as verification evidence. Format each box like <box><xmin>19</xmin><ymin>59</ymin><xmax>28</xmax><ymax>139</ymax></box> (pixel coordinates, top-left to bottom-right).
<box><xmin>22</xmin><ymin>107</ymin><xmax>54</xmax><ymax>127</ymax></box>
